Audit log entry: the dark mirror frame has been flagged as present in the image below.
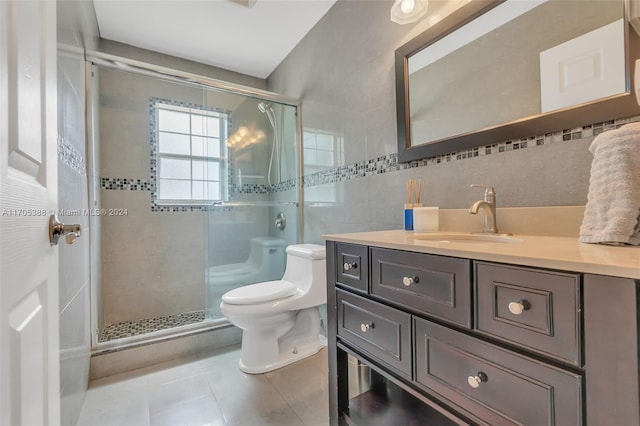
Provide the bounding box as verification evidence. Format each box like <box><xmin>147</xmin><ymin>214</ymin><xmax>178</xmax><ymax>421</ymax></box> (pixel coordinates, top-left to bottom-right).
<box><xmin>396</xmin><ymin>0</ymin><xmax>640</xmax><ymax>163</ymax></box>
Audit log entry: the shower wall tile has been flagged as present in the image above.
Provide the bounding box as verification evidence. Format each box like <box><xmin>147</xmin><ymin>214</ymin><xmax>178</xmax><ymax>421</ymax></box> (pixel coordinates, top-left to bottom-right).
<box><xmin>98</xmin><ymin>105</ymin><xmax>156</xmax><ymax>181</ymax></box>
<box><xmin>58</xmin><ymin>162</ymin><xmax>91</xmax><ymax>307</ymax></box>
<box><xmin>59</xmin><ymin>284</ymin><xmax>91</xmax><ymax>426</ymax></box>
<box><xmin>57</xmin><ymin>2</ymin><xmax>98</xmax><ymax>423</ymax></box>
<box><xmin>58</xmin><ymin>49</ymin><xmax>87</xmax><ymax>155</ymax></box>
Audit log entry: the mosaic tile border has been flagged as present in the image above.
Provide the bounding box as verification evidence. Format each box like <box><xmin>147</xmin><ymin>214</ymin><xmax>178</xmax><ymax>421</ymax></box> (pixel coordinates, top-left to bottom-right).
<box><xmin>57</xmin><ymin>135</ymin><xmax>86</xmax><ymax>176</ymax></box>
<box><xmin>101</xmin><ymin>177</ymin><xmax>298</xmax><ymax>195</ymax></box>
<box><xmin>98</xmin><ymin>310</ymin><xmax>205</xmax><ymax>342</ymax></box>
<box><xmin>101</xmin><ymin>177</ymin><xmax>152</xmax><ymax>191</ymax></box>
<box><xmin>303</xmin><ymin>115</ymin><xmax>640</xmax><ymax>188</ymax></box>
<box><xmin>103</xmin><ymin>113</ymin><xmax>640</xmax><ymax>198</ymax></box>
<box><xmin>100</xmin><ymin>175</ymin><xmax>295</xmax><ymax>212</ymax></box>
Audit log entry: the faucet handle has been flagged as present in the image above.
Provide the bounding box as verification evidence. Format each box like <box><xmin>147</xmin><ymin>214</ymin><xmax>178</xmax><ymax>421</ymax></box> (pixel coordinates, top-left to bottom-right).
<box><xmin>470</xmin><ymin>184</ymin><xmax>495</xmax><ymax>202</ymax></box>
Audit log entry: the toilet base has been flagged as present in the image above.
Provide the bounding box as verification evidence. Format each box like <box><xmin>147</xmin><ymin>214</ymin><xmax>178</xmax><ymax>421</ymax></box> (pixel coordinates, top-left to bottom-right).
<box><xmin>239</xmin><ymin>335</ymin><xmax>326</xmax><ymax>374</ymax></box>
<box><xmin>237</xmin><ymin>307</ymin><xmax>326</xmax><ymax>374</ymax></box>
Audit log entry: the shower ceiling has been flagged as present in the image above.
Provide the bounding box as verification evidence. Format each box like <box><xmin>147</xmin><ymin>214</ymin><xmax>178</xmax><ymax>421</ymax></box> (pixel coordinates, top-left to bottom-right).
<box><xmin>92</xmin><ymin>0</ymin><xmax>337</xmax><ymax>79</ymax></box>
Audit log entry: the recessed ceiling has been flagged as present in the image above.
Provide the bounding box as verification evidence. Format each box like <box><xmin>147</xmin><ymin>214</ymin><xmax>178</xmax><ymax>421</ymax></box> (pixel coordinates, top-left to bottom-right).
<box><xmin>92</xmin><ymin>0</ymin><xmax>338</xmax><ymax>79</ymax></box>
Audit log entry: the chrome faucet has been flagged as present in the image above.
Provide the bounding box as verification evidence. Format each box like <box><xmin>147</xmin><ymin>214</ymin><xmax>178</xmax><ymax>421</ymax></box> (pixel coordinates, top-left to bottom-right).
<box><xmin>469</xmin><ymin>184</ymin><xmax>498</xmax><ymax>234</ymax></box>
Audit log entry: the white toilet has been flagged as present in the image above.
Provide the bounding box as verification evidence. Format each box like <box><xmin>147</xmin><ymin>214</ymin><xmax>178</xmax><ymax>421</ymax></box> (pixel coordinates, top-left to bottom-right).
<box><xmin>220</xmin><ymin>243</ymin><xmax>327</xmax><ymax>374</ymax></box>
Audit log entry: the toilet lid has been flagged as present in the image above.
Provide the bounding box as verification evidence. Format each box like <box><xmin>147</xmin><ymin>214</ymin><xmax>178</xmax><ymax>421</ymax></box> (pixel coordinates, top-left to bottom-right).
<box><xmin>221</xmin><ymin>280</ymin><xmax>298</xmax><ymax>305</ymax></box>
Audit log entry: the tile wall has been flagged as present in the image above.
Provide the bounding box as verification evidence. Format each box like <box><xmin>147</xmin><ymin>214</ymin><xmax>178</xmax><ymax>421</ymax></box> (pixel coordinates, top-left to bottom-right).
<box><xmin>267</xmin><ymin>0</ymin><xmax>640</xmax><ymax>243</ymax></box>
<box><xmin>57</xmin><ymin>1</ymin><xmax>100</xmax><ymax>424</ymax></box>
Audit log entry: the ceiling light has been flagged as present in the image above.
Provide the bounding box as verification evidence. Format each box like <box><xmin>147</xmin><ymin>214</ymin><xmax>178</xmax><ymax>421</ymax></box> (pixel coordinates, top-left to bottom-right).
<box><xmin>391</xmin><ymin>0</ymin><xmax>429</xmax><ymax>25</ymax></box>
<box><xmin>401</xmin><ymin>0</ymin><xmax>415</xmax><ymax>14</ymax></box>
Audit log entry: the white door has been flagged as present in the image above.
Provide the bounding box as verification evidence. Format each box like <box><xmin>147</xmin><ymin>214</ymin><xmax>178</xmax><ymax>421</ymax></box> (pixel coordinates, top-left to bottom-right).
<box><xmin>0</xmin><ymin>1</ymin><xmax>60</xmax><ymax>425</ymax></box>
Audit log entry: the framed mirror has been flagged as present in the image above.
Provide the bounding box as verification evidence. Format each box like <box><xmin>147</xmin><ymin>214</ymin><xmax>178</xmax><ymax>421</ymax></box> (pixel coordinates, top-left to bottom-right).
<box><xmin>396</xmin><ymin>0</ymin><xmax>640</xmax><ymax>163</ymax></box>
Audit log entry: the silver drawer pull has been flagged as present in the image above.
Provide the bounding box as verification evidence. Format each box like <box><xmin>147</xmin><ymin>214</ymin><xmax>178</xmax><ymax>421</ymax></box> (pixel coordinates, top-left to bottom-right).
<box><xmin>467</xmin><ymin>372</ymin><xmax>488</xmax><ymax>389</ymax></box>
<box><xmin>402</xmin><ymin>276</ymin><xmax>420</xmax><ymax>286</ymax></box>
<box><xmin>508</xmin><ymin>299</ymin><xmax>530</xmax><ymax>315</ymax></box>
<box><xmin>343</xmin><ymin>262</ymin><xmax>357</xmax><ymax>271</ymax></box>
<box><xmin>360</xmin><ymin>322</ymin><xmax>374</xmax><ymax>333</ymax></box>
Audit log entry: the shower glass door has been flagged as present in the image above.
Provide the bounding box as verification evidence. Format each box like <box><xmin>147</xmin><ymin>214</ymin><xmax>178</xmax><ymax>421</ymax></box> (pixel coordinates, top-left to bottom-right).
<box><xmin>89</xmin><ymin>57</ymin><xmax>300</xmax><ymax>344</ymax></box>
<box><xmin>204</xmin><ymin>95</ymin><xmax>300</xmax><ymax>320</ymax></box>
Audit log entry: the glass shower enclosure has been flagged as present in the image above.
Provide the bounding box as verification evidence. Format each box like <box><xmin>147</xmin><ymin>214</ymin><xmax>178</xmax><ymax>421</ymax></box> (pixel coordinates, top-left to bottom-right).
<box><xmin>87</xmin><ymin>53</ymin><xmax>301</xmax><ymax>346</ymax></box>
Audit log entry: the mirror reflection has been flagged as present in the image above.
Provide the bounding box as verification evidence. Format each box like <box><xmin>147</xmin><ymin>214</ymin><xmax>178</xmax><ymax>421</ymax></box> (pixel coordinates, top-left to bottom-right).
<box><xmin>398</xmin><ymin>0</ymin><xmax>633</xmax><ymax>160</ymax></box>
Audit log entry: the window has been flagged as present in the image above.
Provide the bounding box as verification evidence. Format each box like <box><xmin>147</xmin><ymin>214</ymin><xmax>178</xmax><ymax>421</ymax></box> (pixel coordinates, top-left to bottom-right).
<box><xmin>303</xmin><ymin>128</ymin><xmax>343</xmax><ymax>174</ymax></box>
<box><xmin>303</xmin><ymin>128</ymin><xmax>344</xmax><ymax>203</ymax></box>
<box><xmin>154</xmin><ymin>101</ymin><xmax>228</xmax><ymax>204</ymax></box>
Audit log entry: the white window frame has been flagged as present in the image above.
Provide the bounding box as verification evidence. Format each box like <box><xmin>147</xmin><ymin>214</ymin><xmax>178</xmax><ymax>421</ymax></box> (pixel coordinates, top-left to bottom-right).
<box><xmin>154</xmin><ymin>101</ymin><xmax>228</xmax><ymax>205</ymax></box>
<box><xmin>303</xmin><ymin>128</ymin><xmax>343</xmax><ymax>173</ymax></box>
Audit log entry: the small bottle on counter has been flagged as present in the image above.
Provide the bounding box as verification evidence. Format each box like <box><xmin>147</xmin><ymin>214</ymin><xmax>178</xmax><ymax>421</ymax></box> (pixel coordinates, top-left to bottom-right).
<box><xmin>404</xmin><ymin>203</ymin><xmax>422</xmax><ymax>231</ymax></box>
<box><xmin>404</xmin><ymin>203</ymin><xmax>414</xmax><ymax>231</ymax></box>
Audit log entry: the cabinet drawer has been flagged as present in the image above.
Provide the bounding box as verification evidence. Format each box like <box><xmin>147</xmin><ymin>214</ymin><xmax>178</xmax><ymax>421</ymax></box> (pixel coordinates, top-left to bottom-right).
<box><xmin>335</xmin><ymin>243</ymin><xmax>368</xmax><ymax>293</ymax></box>
<box><xmin>415</xmin><ymin>318</ymin><xmax>582</xmax><ymax>426</ymax></box>
<box><xmin>371</xmin><ymin>248</ymin><xmax>471</xmax><ymax>328</ymax></box>
<box><xmin>337</xmin><ymin>289</ymin><xmax>411</xmax><ymax>378</ymax></box>
<box><xmin>474</xmin><ymin>262</ymin><xmax>581</xmax><ymax>366</ymax></box>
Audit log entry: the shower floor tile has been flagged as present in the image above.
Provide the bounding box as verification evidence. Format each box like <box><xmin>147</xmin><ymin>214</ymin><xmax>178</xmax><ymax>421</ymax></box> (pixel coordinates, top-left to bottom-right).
<box><xmin>77</xmin><ymin>345</ymin><xmax>329</xmax><ymax>426</ymax></box>
<box><xmin>99</xmin><ymin>311</ymin><xmax>206</xmax><ymax>342</ymax></box>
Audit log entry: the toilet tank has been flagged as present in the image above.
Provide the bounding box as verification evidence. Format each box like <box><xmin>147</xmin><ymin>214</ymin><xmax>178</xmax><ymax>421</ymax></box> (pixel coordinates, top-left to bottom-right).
<box><xmin>248</xmin><ymin>237</ymin><xmax>286</xmax><ymax>281</ymax></box>
<box><xmin>282</xmin><ymin>244</ymin><xmax>327</xmax><ymax>305</ymax></box>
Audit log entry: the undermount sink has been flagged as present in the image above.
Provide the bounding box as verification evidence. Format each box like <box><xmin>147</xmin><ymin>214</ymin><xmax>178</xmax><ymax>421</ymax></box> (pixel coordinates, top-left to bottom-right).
<box><xmin>411</xmin><ymin>233</ymin><xmax>522</xmax><ymax>244</ymax></box>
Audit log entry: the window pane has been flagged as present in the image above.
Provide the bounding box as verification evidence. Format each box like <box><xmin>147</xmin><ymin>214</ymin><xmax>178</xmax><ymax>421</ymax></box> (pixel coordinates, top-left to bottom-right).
<box><xmin>207</xmin><ymin>138</ymin><xmax>221</xmax><ymax>157</ymax></box>
<box><xmin>159</xmin><ymin>132</ymin><xmax>190</xmax><ymax>155</ymax></box>
<box><xmin>304</xmin><ymin>148</ymin><xmax>317</xmax><ymax>165</ymax></box>
<box><xmin>192</xmin><ymin>160</ymin><xmax>205</xmax><ymax>180</ymax></box>
<box><xmin>192</xmin><ymin>136</ymin><xmax>221</xmax><ymax>158</ymax></box>
<box><xmin>191</xmin><ymin>115</ymin><xmax>220</xmax><ymax>137</ymax></box>
<box><xmin>159</xmin><ymin>179</ymin><xmax>191</xmax><ymax>200</ymax></box>
<box><xmin>316</xmin><ymin>134</ymin><xmax>334</xmax><ymax>150</ymax></box>
<box><xmin>158</xmin><ymin>109</ymin><xmax>190</xmax><ymax>134</ymax></box>
<box><xmin>206</xmin><ymin>182</ymin><xmax>221</xmax><ymax>200</ymax></box>
<box><xmin>303</xmin><ymin>132</ymin><xmax>316</xmax><ymax>148</ymax></box>
<box><xmin>191</xmin><ymin>181</ymin><xmax>220</xmax><ymax>200</ymax></box>
<box><xmin>317</xmin><ymin>150</ymin><xmax>334</xmax><ymax>166</ymax></box>
<box><xmin>160</xmin><ymin>158</ymin><xmax>191</xmax><ymax>179</ymax></box>
<box><xmin>207</xmin><ymin>161</ymin><xmax>220</xmax><ymax>180</ymax></box>
<box><xmin>192</xmin><ymin>181</ymin><xmax>205</xmax><ymax>200</ymax></box>
<box><xmin>193</xmin><ymin>160</ymin><xmax>220</xmax><ymax>180</ymax></box>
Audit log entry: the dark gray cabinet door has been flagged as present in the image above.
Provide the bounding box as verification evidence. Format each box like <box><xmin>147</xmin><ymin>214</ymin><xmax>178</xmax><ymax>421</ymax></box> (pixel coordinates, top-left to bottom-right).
<box><xmin>474</xmin><ymin>262</ymin><xmax>581</xmax><ymax>366</ymax></box>
<box><xmin>371</xmin><ymin>248</ymin><xmax>471</xmax><ymax>328</ymax></box>
<box><xmin>415</xmin><ymin>318</ymin><xmax>582</xmax><ymax>426</ymax></box>
<box><xmin>337</xmin><ymin>289</ymin><xmax>412</xmax><ymax>378</ymax></box>
<box><xmin>335</xmin><ymin>243</ymin><xmax>368</xmax><ymax>293</ymax></box>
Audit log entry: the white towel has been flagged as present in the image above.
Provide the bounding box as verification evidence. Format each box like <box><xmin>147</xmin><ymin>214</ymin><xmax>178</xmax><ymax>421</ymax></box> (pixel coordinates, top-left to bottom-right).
<box><xmin>580</xmin><ymin>122</ymin><xmax>640</xmax><ymax>245</ymax></box>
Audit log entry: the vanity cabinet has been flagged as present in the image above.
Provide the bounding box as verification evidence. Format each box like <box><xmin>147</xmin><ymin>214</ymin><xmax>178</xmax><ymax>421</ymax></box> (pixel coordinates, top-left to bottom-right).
<box><xmin>327</xmin><ymin>240</ymin><xmax>640</xmax><ymax>426</ymax></box>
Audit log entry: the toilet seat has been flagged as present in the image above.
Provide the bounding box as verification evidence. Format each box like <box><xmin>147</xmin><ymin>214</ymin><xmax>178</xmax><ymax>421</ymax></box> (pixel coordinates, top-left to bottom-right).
<box><xmin>221</xmin><ymin>280</ymin><xmax>298</xmax><ymax>305</ymax></box>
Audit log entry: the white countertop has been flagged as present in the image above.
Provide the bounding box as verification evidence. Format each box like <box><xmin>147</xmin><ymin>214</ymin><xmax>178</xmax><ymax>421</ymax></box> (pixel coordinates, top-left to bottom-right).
<box><xmin>324</xmin><ymin>230</ymin><xmax>640</xmax><ymax>279</ymax></box>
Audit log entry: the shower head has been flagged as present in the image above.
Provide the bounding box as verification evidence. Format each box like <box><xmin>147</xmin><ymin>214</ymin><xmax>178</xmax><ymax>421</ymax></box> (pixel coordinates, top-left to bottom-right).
<box><xmin>258</xmin><ymin>102</ymin><xmax>271</xmax><ymax>113</ymax></box>
<box><xmin>258</xmin><ymin>101</ymin><xmax>276</xmax><ymax>128</ymax></box>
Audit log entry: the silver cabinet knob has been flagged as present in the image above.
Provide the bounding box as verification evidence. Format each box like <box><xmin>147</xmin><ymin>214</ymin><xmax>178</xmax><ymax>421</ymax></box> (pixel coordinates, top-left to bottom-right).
<box><xmin>402</xmin><ymin>276</ymin><xmax>419</xmax><ymax>286</ymax></box>
<box><xmin>508</xmin><ymin>300</ymin><xmax>530</xmax><ymax>315</ymax></box>
<box><xmin>360</xmin><ymin>323</ymin><xmax>373</xmax><ymax>333</ymax></box>
<box><xmin>467</xmin><ymin>372</ymin><xmax>488</xmax><ymax>389</ymax></box>
<box><xmin>49</xmin><ymin>214</ymin><xmax>81</xmax><ymax>246</ymax></box>
<box><xmin>343</xmin><ymin>262</ymin><xmax>357</xmax><ymax>271</ymax></box>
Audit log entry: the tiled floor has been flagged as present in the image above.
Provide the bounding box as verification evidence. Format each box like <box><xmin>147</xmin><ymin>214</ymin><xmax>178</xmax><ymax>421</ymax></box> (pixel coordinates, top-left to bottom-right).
<box><xmin>77</xmin><ymin>345</ymin><xmax>329</xmax><ymax>426</ymax></box>
<box><xmin>98</xmin><ymin>312</ymin><xmax>207</xmax><ymax>342</ymax></box>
